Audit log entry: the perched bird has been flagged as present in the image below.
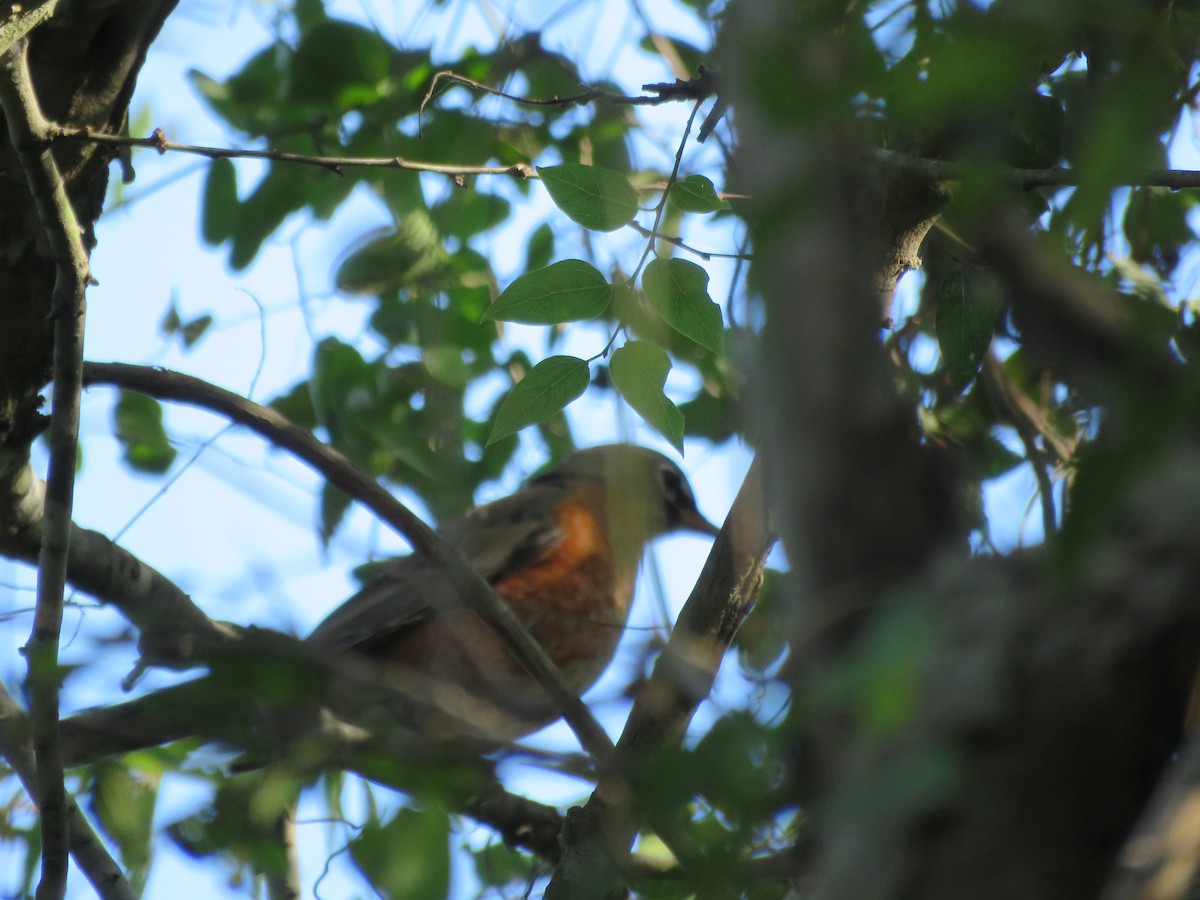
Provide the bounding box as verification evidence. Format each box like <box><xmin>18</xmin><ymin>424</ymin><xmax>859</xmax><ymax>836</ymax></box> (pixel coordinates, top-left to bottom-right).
<box><xmin>60</xmin><ymin>444</ymin><xmax>719</xmax><ymax>760</ymax></box>
<box><xmin>307</xmin><ymin>443</ymin><xmax>720</xmax><ymax>739</ymax></box>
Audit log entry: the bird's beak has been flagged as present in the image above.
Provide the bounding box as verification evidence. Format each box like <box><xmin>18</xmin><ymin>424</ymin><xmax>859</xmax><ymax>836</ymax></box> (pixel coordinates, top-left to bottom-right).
<box><xmin>679</xmin><ymin>505</ymin><xmax>721</xmax><ymax>538</ymax></box>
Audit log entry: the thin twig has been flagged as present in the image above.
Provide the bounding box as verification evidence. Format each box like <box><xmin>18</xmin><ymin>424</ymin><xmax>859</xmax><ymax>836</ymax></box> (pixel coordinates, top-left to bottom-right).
<box><xmin>80</xmin><ymin>362</ymin><xmax>615</xmax><ymax>763</ymax></box>
<box><xmin>418</xmin><ymin>68</ymin><xmax>718</xmax><ymax>130</ymax></box>
<box><xmin>49</xmin><ymin>127</ymin><xmax>537</xmax><ymax>179</ymax></box>
<box><xmin>626</xmin><ymin>220</ymin><xmax>751</xmax><ymax>261</ymax></box>
<box><xmin>0</xmin><ymin>41</ymin><xmax>92</xmax><ymax>900</ymax></box>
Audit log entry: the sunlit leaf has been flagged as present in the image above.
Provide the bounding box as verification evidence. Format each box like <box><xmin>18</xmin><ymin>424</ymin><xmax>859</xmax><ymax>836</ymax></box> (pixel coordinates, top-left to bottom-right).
<box><xmin>538</xmin><ymin>163</ymin><xmax>638</xmax><ymax>232</ymax></box>
<box><xmin>643</xmin><ymin>258</ymin><xmax>724</xmax><ymax>354</ymax></box>
<box><xmin>609</xmin><ymin>341</ymin><xmax>684</xmax><ymax>451</ymax></box>
<box><xmin>488</xmin><ymin>355</ymin><xmax>589</xmax><ymax>445</ymax></box>
<box><xmin>482</xmin><ymin>259</ymin><xmax>611</xmax><ymax>324</ymax></box>
<box><xmin>669</xmin><ymin>174</ymin><xmax>731</xmax><ymax>213</ymax></box>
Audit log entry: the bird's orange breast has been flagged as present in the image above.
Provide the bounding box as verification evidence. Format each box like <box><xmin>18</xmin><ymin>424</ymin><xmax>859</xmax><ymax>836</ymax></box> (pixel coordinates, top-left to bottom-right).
<box><xmin>492</xmin><ymin>495</ymin><xmax>632</xmax><ymax>692</ymax></box>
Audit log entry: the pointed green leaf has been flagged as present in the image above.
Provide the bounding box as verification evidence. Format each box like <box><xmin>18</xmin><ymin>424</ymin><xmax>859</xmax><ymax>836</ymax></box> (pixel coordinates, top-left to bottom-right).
<box><xmin>670</xmin><ymin>174</ymin><xmax>731</xmax><ymax>214</ymax></box>
<box><xmin>538</xmin><ymin>163</ymin><xmax>638</xmax><ymax>232</ymax></box>
<box><xmin>482</xmin><ymin>259</ymin><xmax>611</xmax><ymax>324</ymax></box>
<box><xmin>488</xmin><ymin>356</ymin><xmax>589</xmax><ymax>445</ymax></box>
<box><xmin>609</xmin><ymin>341</ymin><xmax>684</xmax><ymax>451</ymax></box>
<box><xmin>936</xmin><ymin>270</ymin><xmax>1001</xmax><ymax>391</ymax></box>
<box><xmin>643</xmin><ymin>258</ymin><xmax>724</xmax><ymax>354</ymax></box>
<box><xmin>114</xmin><ymin>391</ymin><xmax>176</xmax><ymax>474</ymax></box>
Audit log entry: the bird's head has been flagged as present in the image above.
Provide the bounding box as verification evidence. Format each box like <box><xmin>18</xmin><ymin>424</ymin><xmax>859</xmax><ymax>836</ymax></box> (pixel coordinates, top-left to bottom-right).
<box><xmin>537</xmin><ymin>444</ymin><xmax>720</xmax><ymax>549</ymax></box>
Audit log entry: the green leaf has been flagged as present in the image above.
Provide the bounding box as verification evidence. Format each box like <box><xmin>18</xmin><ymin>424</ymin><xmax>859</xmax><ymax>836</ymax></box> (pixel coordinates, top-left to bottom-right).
<box><xmin>113</xmin><ymin>391</ymin><xmax>177</xmax><ymax>474</ymax></box>
<box><xmin>201</xmin><ymin>157</ymin><xmax>238</xmax><ymax>245</ymax></box>
<box><xmin>289</xmin><ymin>20</ymin><xmax>392</xmax><ymax>109</ymax></box>
<box><xmin>669</xmin><ymin>174</ymin><xmax>731</xmax><ymax>214</ymax></box>
<box><xmin>86</xmin><ymin>761</ymin><xmax>158</xmax><ymax>895</ymax></box>
<box><xmin>538</xmin><ymin>163</ymin><xmax>638</xmax><ymax>232</ymax></box>
<box><xmin>482</xmin><ymin>259</ymin><xmax>611</xmax><ymax>324</ymax></box>
<box><xmin>488</xmin><ymin>356</ymin><xmax>589</xmax><ymax>445</ymax></box>
<box><xmin>609</xmin><ymin>341</ymin><xmax>684</xmax><ymax>451</ymax></box>
<box><xmin>643</xmin><ymin>258</ymin><xmax>724</xmax><ymax>354</ymax></box>
<box><xmin>936</xmin><ymin>270</ymin><xmax>1001</xmax><ymax>392</ymax></box>
<box><xmin>335</xmin><ymin>214</ymin><xmax>449</xmax><ymax>295</ymax></box>
<box><xmin>429</xmin><ymin>191</ymin><xmax>512</xmax><ymax>240</ymax></box>
<box><xmin>524</xmin><ymin>222</ymin><xmax>556</xmax><ymax>272</ymax></box>
<box><xmin>350</xmin><ymin>807</ymin><xmax>450</xmax><ymax>899</ymax></box>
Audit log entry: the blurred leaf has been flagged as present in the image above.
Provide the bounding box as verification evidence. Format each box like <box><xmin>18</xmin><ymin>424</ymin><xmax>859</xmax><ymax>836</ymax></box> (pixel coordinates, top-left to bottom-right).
<box><xmin>483</xmin><ymin>259</ymin><xmax>611</xmax><ymax>324</ymax></box>
<box><xmin>189</xmin><ymin>46</ymin><xmax>289</xmax><ymax>137</ymax></box>
<box><xmin>335</xmin><ymin>213</ymin><xmax>449</xmax><ymax>295</ymax></box>
<box><xmin>201</xmin><ymin>157</ymin><xmax>238</xmax><ymax>245</ymax></box>
<box><xmin>680</xmin><ymin>388</ymin><xmax>736</xmax><ymax>443</ymax></box>
<box><xmin>643</xmin><ymin>257</ymin><xmax>724</xmax><ymax>354</ymax></box>
<box><xmin>1123</xmin><ymin>187</ymin><xmax>1196</xmax><ymax>279</ymax></box>
<box><xmin>320</xmin><ymin>483</ymin><xmax>351</xmax><ymax>547</ymax></box>
<box><xmin>488</xmin><ymin>355</ymin><xmax>589</xmax><ymax>445</ymax></box>
<box><xmin>936</xmin><ymin>270</ymin><xmax>1001</xmax><ymax>392</ymax></box>
<box><xmin>114</xmin><ymin>391</ymin><xmax>176</xmax><ymax>474</ymax></box>
<box><xmin>350</xmin><ymin>807</ymin><xmax>450</xmax><ymax>899</ymax></box>
<box><xmin>524</xmin><ymin>222</ymin><xmax>556</xmax><ymax>272</ymax></box>
<box><xmin>289</xmin><ymin>20</ymin><xmax>392</xmax><ymax>108</ymax></box>
<box><xmin>473</xmin><ymin>842</ymin><xmax>538</xmax><ymax>889</ymax></box>
<box><xmin>538</xmin><ymin>163</ymin><xmax>638</xmax><ymax>232</ymax></box>
<box><xmin>429</xmin><ymin>191</ymin><xmax>511</xmax><ymax>240</ymax></box>
<box><xmin>227</xmin><ymin>164</ymin><xmax>312</xmax><ymax>270</ymax></box>
<box><xmin>86</xmin><ymin>761</ymin><xmax>158</xmax><ymax>894</ymax></box>
<box><xmin>609</xmin><ymin>341</ymin><xmax>685</xmax><ymax>451</ymax></box>
<box><xmin>669</xmin><ymin>174</ymin><xmax>731</xmax><ymax>214</ymax></box>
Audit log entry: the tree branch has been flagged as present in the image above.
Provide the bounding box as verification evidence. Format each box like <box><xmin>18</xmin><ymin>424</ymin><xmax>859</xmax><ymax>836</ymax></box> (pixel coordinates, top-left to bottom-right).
<box><xmin>79</xmin><ymin>362</ymin><xmax>615</xmax><ymax>762</ymax></box>
<box><xmin>0</xmin><ymin>37</ymin><xmax>93</xmax><ymax>898</ymax></box>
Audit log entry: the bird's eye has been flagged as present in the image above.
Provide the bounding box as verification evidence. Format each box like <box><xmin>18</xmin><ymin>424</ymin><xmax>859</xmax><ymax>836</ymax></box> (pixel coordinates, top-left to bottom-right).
<box><xmin>658</xmin><ymin>464</ymin><xmax>694</xmax><ymax>512</ymax></box>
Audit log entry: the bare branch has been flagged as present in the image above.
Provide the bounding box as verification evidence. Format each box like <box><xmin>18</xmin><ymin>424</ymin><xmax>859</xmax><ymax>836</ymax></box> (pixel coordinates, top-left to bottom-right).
<box><xmin>49</xmin><ymin>126</ymin><xmax>536</xmax><ymax>179</ymax></box>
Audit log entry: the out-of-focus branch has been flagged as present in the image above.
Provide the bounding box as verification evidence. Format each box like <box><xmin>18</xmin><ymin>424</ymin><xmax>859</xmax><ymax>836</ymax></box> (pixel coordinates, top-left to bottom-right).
<box><xmin>0</xmin><ymin>36</ymin><xmax>93</xmax><ymax>897</ymax></box>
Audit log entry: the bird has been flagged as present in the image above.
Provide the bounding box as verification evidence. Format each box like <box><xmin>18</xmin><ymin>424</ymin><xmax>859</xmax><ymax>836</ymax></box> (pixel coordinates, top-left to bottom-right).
<box><xmin>305</xmin><ymin>443</ymin><xmax>720</xmax><ymax>740</ymax></box>
<box><xmin>59</xmin><ymin>444</ymin><xmax>719</xmax><ymax>761</ymax></box>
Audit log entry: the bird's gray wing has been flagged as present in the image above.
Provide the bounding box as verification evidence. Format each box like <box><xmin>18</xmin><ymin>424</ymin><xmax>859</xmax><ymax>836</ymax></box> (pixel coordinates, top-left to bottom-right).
<box><xmin>305</xmin><ymin>483</ymin><xmax>569</xmax><ymax>654</ymax></box>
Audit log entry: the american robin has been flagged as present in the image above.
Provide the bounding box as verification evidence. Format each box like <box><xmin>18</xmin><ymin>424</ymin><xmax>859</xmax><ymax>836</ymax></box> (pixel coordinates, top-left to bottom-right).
<box><xmin>306</xmin><ymin>443</ymin><xmax>719</xmax><ymax>739</ymax></box>
<box><xmin>61</xmin><ymin>444</ymin><xmax>718</xmax><ymax>759</ymax></box>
